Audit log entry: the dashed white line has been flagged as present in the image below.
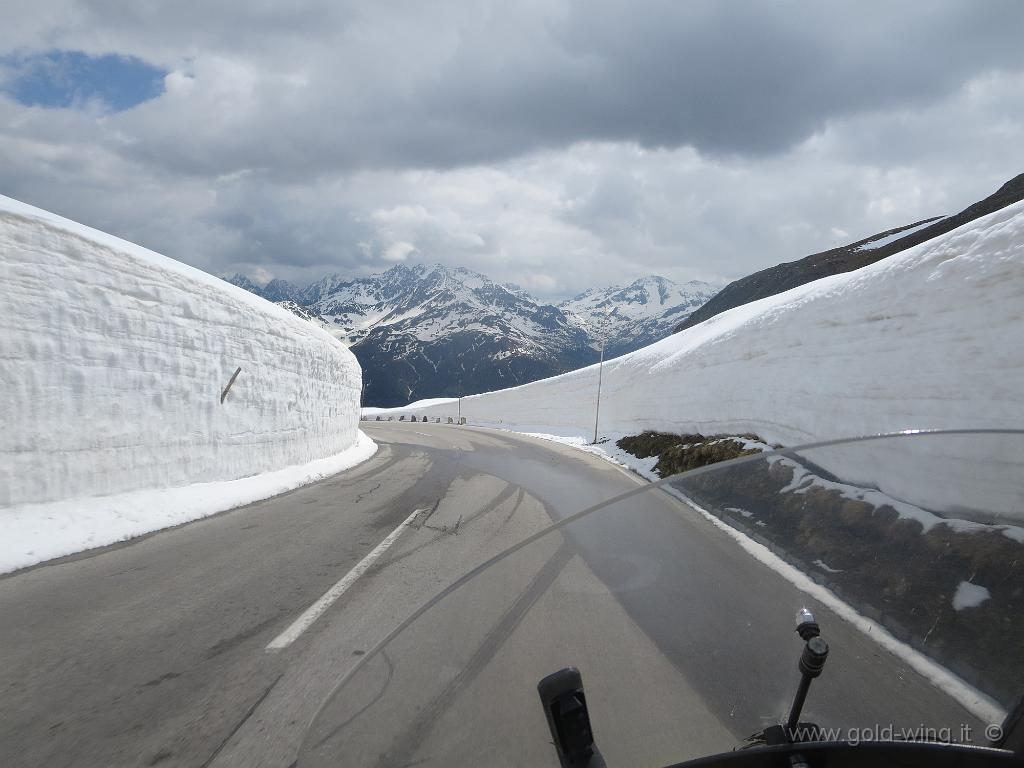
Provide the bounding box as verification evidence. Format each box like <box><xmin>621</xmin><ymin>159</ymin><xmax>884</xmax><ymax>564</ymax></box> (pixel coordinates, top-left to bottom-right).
<box><xmin>266</xmin><ymin>506</ymin><xmax>427</xmax><ymax>650</ymax></box>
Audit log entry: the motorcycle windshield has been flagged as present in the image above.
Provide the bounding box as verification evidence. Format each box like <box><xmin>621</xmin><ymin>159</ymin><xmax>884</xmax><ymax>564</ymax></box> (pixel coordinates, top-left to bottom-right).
<box><xmin>299</xmin><ymin>431</ymin><xmax>1024</xmax><ymax>767</ymax></box>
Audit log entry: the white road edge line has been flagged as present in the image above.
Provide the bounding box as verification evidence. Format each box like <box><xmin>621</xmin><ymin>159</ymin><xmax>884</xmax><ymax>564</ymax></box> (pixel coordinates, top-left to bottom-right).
<box><xmin>677</xmin><ymin>489</ymin><xmax>1008</xmax><ymax>725</ymax></box>
<box><xmin>266</xmin><ymin>506</ymin><xmax>427</xmax><ymax>651</ymax></box>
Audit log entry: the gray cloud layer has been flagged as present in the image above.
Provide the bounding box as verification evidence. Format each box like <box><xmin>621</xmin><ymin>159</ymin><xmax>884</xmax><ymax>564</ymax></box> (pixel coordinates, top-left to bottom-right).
<box><xmin>1</xmin><ymin>0</ymin><xmax>1023</xmax><ymax>296</ymax></box>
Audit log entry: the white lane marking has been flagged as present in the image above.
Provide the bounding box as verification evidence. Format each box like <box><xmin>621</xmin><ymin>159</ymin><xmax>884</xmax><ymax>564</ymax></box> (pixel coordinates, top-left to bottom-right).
<box><xmin>266</xmin><ymin>506</ymin><xmax>427</xmax><ymax>651</ymax></box>
<box><xmin>413</xmin><ymin>431</ymin><xmax>431</xmax><ymax>436</ymax></box>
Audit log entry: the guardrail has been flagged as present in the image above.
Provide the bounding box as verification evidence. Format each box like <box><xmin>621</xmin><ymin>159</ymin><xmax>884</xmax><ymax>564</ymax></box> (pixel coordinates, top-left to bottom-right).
<box><xmin>360</xmin><ymin>413</ymin><xmax>468</xmax><ymax>425</ymax></box>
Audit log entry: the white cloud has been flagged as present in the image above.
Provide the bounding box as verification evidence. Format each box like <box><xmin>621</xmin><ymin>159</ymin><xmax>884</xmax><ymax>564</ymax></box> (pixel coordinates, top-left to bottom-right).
<box><xmin>251</xmin><ymin>266</ymin><xmax>275</xmax><ymax>283</ymax></box>
<box><xmin>383</xmin><ymin>241</ymin><xmax>416</xmax><ymax>262</ymax></box>
<box><xmin>162</xmin><ymin>70</ymin><xmax>195</xmax><ymax>97</ymax></box>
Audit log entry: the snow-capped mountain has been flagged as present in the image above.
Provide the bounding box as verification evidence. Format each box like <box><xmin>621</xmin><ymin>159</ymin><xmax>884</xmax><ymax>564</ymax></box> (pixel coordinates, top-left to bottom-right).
<box><xmin>224</xmin><ymin>276</ymin><xmax>331</xmax><ymax>328</ymax></box>
<box><xmin>224</xmin><ymin>265</ymin><xmax>716</xmax><ymax>406</ymax></box>
<box><xmin>225</xmin><ymin>273</ymin><xmax>262</xmax><ymax>295</ymax></box>
<box><xmin>273</xmin><ymin>300</ymin><xmax>326</xmax><ymax>325</ymax></box>
<box><xmin>331</xmin><ymin>265</ymin><xmax>597</xmax><ymax>405</ymax></box>
<box><xmin>224</xmin><ymin>274</ymin><xmax>304</xmax><ymax>304</ymax></box>
<box><xmin>261</xmin><ymin>278</ymin><xmax>302</xmax><ymax>303</ymax></box>
<box><xmin>559</xmin><ymin>276</ymin><xmax>719</xmax><ymax>357</ymax></box>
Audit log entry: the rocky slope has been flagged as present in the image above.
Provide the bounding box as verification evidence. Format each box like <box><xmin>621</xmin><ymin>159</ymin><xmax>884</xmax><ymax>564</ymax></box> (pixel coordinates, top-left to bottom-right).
<box><xmin>677</xmin><ymin>173</ymin><xmax>1024</xmax><ymax>332</ymax></box>
<box><xmin>560</xmin><ymin>276</ymin><xmax>718</xmax><ymax>357</ymax></box>
<box><xmin>317</xmin><ymin>264</ymin><xmax>597</xmax><ymax>406</ymax></box>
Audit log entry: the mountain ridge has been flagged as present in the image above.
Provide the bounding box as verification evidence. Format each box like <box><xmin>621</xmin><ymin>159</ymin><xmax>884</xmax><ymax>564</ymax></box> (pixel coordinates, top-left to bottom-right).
<box><xmin>560</xmin><ymin>274</ymin><xmax>719</xmax><ymax>357</ymax></box>
<box><xmin>676</xmin><ymin>172</ymin><xmax>1024</xmax><ymax>332</ymax></box>
<box><xmin>225</xmin><ymin>264</ymin><xmax>716</xmax><ymax>406</ymax></box>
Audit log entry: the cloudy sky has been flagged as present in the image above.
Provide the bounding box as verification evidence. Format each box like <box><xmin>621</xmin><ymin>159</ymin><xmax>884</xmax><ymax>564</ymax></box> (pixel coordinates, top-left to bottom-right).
<box><xmin>1</xmin><ymin>1</ymin><xmax>1022</xmax><ymax>299</ymax></box>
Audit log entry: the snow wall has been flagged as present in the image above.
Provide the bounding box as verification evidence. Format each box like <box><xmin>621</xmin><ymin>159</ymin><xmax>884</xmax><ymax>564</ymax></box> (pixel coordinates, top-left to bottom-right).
<box><xmin>0</xmin><ymin>196</ymin><xmax>364</xmax><ymax>509</ymax></box>
<box><xmin>369</xmin><ymin>200</ymin><xmax>1024</xmax><ymax>518</ymax></box>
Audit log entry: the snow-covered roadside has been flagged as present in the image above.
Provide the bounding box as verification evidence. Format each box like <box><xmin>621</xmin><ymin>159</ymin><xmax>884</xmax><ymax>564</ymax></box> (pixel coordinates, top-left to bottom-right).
<box><xmin>1</xmin><ymin>195</ymin><xmax>371</xmax><ymax>572</ymax></box>
<box><xmin>363</xmin><ymin>397</ymin><xmax>457</xmax><ymax>414</ymax></box>
<box><xmin>498</xmin><ymin>427</ymin><xmax>661</xmax><ymax>480</ymax></box>
<box><xmin>1</xmin><ymin>195</ymin><xmax>365</xmax><ymax>508</ymax></box>
<box><xmin>366</xmin><ymin>416</ymin><xmax>661</xmax><ymax>480</ymax></box>
<box><xmin>394</xmin><ymin>419</ymin><xmax>1024</xmax><ymax>545</ymax></box>
<box><xmin>676</xmin><ymin>488</ymin><xmax>1007</xmax><ymax>726</ymax></box>
<box><xmin>0</xmin><ymin>432</ymin><xmax>377</xmax><ymax>575</ymax></box>
<box><xmin>768</xmin><ymin>451</ymin><xmax>1024</xmax><ymax>542</ymax></box>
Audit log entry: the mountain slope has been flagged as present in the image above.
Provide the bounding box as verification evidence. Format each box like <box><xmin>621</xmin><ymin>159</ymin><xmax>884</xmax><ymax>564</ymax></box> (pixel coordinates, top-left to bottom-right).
<box><xmin>224</xmin><ymin>273</ymin><xmax>262</xmax><ymax>294</ymax></box>
<box><xmin>273</xmin><ymin>300</ymin><xmax>327</xmax><ymax>325</ymax></box>
<box><xmin>261</xmin><ymin>278</ymin><xmax>301</xmax><ymax>303</ymax></box>
<box><xmin>560</xmin><ymin>276</ymin><xmax>718</xmax><ymax>357</ymax></box>
<box><xmin>676</xmin><ymin>172</ymin><xmax>1024</xmax><ymax>332</ymax></box>
<box><xmin>307</xmin><ymin>264</ymin><xmax>598</xmax><ymax>405</ymax></box>
<box><xmin>227</xmin><ymin>266</ymin><xmax>711</xmax><ymax>406</ymax></box>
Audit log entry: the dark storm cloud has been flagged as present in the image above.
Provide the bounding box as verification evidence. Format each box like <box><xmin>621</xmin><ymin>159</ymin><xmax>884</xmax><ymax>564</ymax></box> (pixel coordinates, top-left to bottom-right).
<box><xmin>7</xmin><ymin>0</ymin><xmax>1023</xmax><ymax>176</ymax></box>
<box><xmin>202</xmin><ymin>191</ymin><xmax>364</xmax><ymax>265</ymax></box>
<box><xmin>412</xmin><ymin>0</ymin><xmax>1024</xmax><ymax>164</ymax></box>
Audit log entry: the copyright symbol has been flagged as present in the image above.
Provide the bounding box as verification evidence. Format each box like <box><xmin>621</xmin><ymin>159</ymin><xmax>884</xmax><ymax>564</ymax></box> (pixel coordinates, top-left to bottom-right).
<box><xmin>985</xmin><ymin>724</ymin><xmax>1003</xmax><ymax>742</ymax></box>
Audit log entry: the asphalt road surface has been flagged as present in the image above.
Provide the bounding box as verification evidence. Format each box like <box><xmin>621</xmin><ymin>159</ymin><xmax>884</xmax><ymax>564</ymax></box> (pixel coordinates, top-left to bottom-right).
<box><xmin>0</xmin><ymin>423</ymin><xmax>990</xmax><ymax>767</ymax></box>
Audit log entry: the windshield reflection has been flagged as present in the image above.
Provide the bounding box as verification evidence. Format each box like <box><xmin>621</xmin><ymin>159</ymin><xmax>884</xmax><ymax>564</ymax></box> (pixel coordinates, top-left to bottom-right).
<box><xmin>299</xmin><ymin>431</ymin><xmax>1024</xmax><ymax>768</ymax></box>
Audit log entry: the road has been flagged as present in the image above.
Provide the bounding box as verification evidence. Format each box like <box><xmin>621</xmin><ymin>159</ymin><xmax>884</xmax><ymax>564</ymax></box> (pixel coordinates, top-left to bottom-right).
<box><xmin>0</xmin><ymin>423</ymin><xmax>988</xmax><ymax>767</ymax></box>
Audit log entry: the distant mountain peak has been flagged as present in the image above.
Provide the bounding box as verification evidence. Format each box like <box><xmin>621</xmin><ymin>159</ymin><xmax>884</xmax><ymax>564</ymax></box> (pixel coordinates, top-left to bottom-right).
<box><xmin>223</xmin><ymin>264</ymin><xmax>720</xmax><ymax>406</ymax></box>
<box><xmin>224</xmin><ymin>273</ymin><xmax>263</xmax><ymax>293</ymax></box>
<box><xmin>559</xmin><ymin>275</ymin><xmax>720</xmax><ymax>356</ymax></box>
<box><xmin>261</xmin><ymin>278</ymin><xmax>301</xmax><ymax>302</ymax></box>
<box><xmin>500</xmin><ymin>280</ymin><xmax>529</xmax><ymax>295</ymax></box>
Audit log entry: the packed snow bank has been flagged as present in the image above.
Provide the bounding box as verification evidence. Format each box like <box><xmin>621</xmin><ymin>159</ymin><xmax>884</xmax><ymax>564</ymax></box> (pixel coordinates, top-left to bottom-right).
<box><xmin>368</xmin><ymin>200</ymin><xmax>1024</xmax><ymax>519</ymax></box>
<box><xmin>0</xmin><ymin>195</ymin><xmax>370</xmax><ymax>569</ymax></box>
<box><xmin>0</xmin><ymin>433</ymin><xmax>377</xmax><ymax>574</ymax></box>
<box><xmin>364</xmin><ymin>397</ymin><xmax>456</xmax><ymax>414</ymax></box>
